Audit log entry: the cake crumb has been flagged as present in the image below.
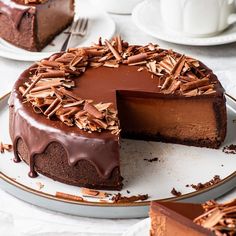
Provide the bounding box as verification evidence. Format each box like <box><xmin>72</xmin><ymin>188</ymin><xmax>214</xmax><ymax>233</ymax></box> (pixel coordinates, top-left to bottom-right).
<box><xmin>222</xmin><ymin>144</ymin><xmax>236</xmax><ymax>154</ymax></box>
<box><xmin>143</xmin><ymin>157</ymin><xmax>159</xmax><ymax>163</ymax></box>
<box><xmin>111</xmin><ymin>193</ymin><xmax>148</xmax><ymax>203</ymax></box>
<box><xmin>0</xmin><ymin>141</ymin><xmax>13</xmax><ymax>154</ymax></box>
<box><xmin>56</xmin><ymin>192</ymin><xmax>84</xmax><ymax>201</ymax></box>
<box><xmin>126</xmin><ymin>190</ymin><xmax>130</xmax><ymax>194</ymax></box>
<box><xmin>187</xmin><ymin>175</ymin><xmax>221</xmax><ymax>191</ymax></box>
<box><xmin>171</xmin><ymin>188</ymin><xmax>182</xmax><ymax>197</ymax></box>
<box><xmin>81</xmin><ymin>188</ymin><xmax>110</xmax><ymax>198</ymax></box>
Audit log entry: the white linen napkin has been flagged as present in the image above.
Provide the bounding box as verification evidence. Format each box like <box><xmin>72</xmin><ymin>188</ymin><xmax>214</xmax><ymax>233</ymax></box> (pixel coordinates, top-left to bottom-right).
<box><xmin>0</xmin><ymin>189</ymin><xmax>140</xmax><ymax>236</ymax></box>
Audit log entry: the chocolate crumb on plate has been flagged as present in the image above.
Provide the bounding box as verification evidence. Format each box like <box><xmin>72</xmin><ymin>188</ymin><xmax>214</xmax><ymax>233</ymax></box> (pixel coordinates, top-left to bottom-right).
<box><xmin>81</xmin><ymin>188</ymin><xmax>110</xmax><ymax>198</ymax></box>
<box><xmin>111</xmin><ymin>193</ymin><xmax>149</xmax><ymax>203</ymax></box>
<box><xmin>56</xmin><ymin>192</ymin><xmax>84</xmax><ymax>201</ymax></box>
<box><xmin>187</xmin><ymin>175</ymin><xmax>221</xmax><ymax>191</ymax></box>
<box><xmin>143</xmin><ymin>157</ymin><xmax>159</xmax><ymax>162</ymax></box>
<box><xmin>171</xmin><ymin>187</ymin><xmax>182</xmax><ymax>197</ymax></box>
<box><xmin>0</xmin><ymin>140</ymin><xmax>13</xmax><ymax>154</ymax></box>
<box><xmin>223</xmin><ymin>144</ymin><xmax>236</xmax><ymax>154</ymax></box>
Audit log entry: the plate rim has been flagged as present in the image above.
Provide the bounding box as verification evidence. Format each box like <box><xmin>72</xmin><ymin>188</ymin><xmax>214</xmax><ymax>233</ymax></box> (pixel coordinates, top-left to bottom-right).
<box><xmin>132</xmin><ymin>0</ymin><xmax>236</xmax><ymax>46</ymax></box>
<box><xmin>1</xmin><ymin>92</ymin><xmax>236</xmax><ymax>207</ymax></box>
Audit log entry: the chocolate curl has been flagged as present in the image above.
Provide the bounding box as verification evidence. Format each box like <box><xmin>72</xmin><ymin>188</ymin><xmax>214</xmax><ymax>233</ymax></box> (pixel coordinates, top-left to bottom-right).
<box><xmin>117</xmin><ymin>35</ymin><xmax>123</xmax><ymax>53</ymax></box>
<box><xmin>161</xmin><ymin>76</ymin><xmax>172</xmax><ymax>90</ymax></box>
<box><xmin>31</xmin><ymin>82</ymin><xmax>62</xmax><ymax>93</ymax></box>
<box><xmin>56</xmin><ymin>192</ymin><xmax>83</xmax><ymax>201</ymax></box>
<box><xmin>167</xmin><ymin>80</ymin><xmax>181</xmax><ymax>94</ymax></box>
<box><xmin>59</xmin><ymin>88</ymin><xmax>82</xmax><ymax>101</ymax></box>
<box><xmin>63</xmin><ymin>100</ymin><xmax>84</xmax><ymax>108</ymax></box>
<box><xmin>19</xmin><ymin>86</ymin><xmax>26</xmax><ymax>95</ymax></box>
<box><xmin>105</xmin><ymin>40</ymin><xmax>122</xmax><ymax>61</ymax></box>
<box><xmin>181</xmin><ymin>78</ymin><xmax>210</xmax><ymax>92</ymax></box>
<box><xmin>40</xmin><ymin>60</ymin><xmax>62</xmax><ymax>68</ymax></box>
<box><xmin>40</xmin><ymin>71</ymin><xmax>65</xmax><ymax>78</ymax></box>
<box><xmin>125</xmin><ymin>53</ymin><xmax>148</xmax><ymax>64</ymax></box>
<box><xmin>47</xmin><ymin>104</ymin><xmax>62</xmax><ymax>119</ymax></box>
<box><xmin>23</xmin><ymin>74</ymin><xmax>42</xmax><ymax>97</ymax></box>
<box><xmin>171</xmin><ymin>55</ymin><xmax>186</xmax><ymax>77</ymax></box>
<box><xmin>84</xmin><ymin>102</ymin><xmax>104</xmax><ymax>119</ymax></box>
<box><xmin>44</xmin><ymin>98</ymin><xmax>61</xmax><ymax>116</ymax></box>
<box><xmin>81</xmin><ymin>188</ymin><xmax>109</xmax><ymax>198</ymax></box>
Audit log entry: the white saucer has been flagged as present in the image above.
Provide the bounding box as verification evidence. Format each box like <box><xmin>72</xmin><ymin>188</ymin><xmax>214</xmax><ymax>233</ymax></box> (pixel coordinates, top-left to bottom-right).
<box><xmin>122</xmin><ymin>218</ymin><xmax>150</xmax><ymax>236</ymax></box>
<box><xmin>132</xmin><ymin>0</ymin><xmax>236</xmax><ymax>46</ymax></box>
<box><xmin>0</xmin><ymin>0</ymin><xmax>115</xmax><ymax>61</ymax></box>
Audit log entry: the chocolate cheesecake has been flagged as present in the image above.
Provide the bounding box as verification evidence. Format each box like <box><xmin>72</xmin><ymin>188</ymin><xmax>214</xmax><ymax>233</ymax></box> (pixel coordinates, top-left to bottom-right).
<box><xmin>9</xmin><ymin>37</ymin><xmax>227</xmax><ymax>190</ymax></box>
<box><xmin>150</xmin><ymin>199</ymin><xmax>236</xmax><ymax>236</ymax></box>
<box><xmin>0</xmin><ymin>0</ymin><xmax>74</xmax><ymax>51</ymax></box>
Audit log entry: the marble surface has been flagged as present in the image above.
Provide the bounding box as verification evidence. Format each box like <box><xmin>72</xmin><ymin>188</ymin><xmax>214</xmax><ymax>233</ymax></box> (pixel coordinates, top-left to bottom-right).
<box><xmin>0</xmin><ymin>2</ymin><xmax>236</xmax><ymax>235</ymax></box>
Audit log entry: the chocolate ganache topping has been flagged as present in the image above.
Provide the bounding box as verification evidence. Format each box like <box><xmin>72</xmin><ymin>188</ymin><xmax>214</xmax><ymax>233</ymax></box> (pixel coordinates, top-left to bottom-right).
<box><xmin>9</xmin><ymin>36</ymin><xmax>223</xmax><ymax>179</ymax></box>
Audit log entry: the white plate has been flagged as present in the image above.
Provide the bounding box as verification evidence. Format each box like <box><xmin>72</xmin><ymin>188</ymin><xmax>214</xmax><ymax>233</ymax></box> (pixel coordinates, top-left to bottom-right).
<box><xmin>123</xmin><ymin>218</ymin><xmax>150</xmax><ymax>236</ymax></box>
<box><xmin>0</xmin><ymin>93</ymin><xmax>236</xmax><ymax>218</ymax></box>
<box><xmin>132</xmin><ymin>0</ymin><xmax>236</xmax><ymax>46</ymax></box>
<box><xmin>0</xmin><ymin>0</ymin><xmax>115</xmax><ymax>61</ymax></box>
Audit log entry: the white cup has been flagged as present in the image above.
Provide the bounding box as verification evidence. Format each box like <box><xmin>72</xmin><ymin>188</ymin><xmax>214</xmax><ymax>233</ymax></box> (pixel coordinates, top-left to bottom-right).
<box><xmin>160</xmin><ymin>0</ymin><xmax>236</xmax><ymax>37</ymax></box>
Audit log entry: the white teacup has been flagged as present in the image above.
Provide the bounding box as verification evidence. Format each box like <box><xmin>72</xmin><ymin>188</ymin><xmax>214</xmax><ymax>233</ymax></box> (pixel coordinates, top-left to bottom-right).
<box><xmin>160</xmin><ymin>0</ymin><xmax>236</xmax><ymax>37</ymax></box>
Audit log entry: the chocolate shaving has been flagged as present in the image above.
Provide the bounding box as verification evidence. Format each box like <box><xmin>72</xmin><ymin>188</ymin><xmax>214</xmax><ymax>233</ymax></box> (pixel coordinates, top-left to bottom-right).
<box><xmin>81</xmin><ymin>188</ymin><xmax>109</xmax><ymax>198</ymax></box>
<box><xmin>84</xmin><ymin>102</ymin><xmax>103</xmax><ymax>119</ymax></box>
<box><xmin>111</xmin><ymin>193</ymin><xmax>148</xmax><ymax>203</ymax></box>
<box><xmin>171</xmin><ymin>187</ymin><xmax>182</xmax><ymax>197</ymax></box>
<box><xmin>194</xmin><ymin>199</ymin><xmax>236</xmax><ymax>235</ymax></box>
<box><xmin>181</xmin><ymin>78</ymin><xmax>210</xmax><ymax>92</ymax></box>
<box><xmin>0</xmin><ymin>141</ymin><xmax>13</xmax><ymax>153</ymax></box>
<box><xmin>125</xmin><ymin>53</ymin><xmax>148</xmax><ymax>64</ymax></box>
<box><xmin>187</xmin><ymin>175</ymin><xmax>221</xmax><ymax>191</ymax></box>
<box><xmin>105</xmin><ymin>39</ymin><xmax>122</xmax><ymax>62</ymax></box>
<box><xmin>223</xmin><ymin>144</ymin><xmax>236</xmax><ymax>154</ymax></box>
<box><xmin>56</xmin><ymin>192</ymin><xmax>84</xmax><ymax>201</ymax></box>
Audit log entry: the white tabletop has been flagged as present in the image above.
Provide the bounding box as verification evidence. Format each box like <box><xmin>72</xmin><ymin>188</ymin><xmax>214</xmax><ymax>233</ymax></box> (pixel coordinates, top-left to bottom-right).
<box><xmin>0</xmin><ymin>3</ymin><xmax>236</xmax><ymax>236</ymax></box>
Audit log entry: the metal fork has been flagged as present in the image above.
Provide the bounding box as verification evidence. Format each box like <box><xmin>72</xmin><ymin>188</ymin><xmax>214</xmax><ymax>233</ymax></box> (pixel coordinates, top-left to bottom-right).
<box><xmin>61</xmin><ymin>18</ymin><xmax>89</xmax><ymax>52</ymax></box>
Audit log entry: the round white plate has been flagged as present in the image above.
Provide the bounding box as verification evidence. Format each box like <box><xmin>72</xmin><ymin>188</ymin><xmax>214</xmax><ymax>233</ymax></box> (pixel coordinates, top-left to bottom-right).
<box><xmin>123</xmin><ymin>218</ymin><xmax>150</xmax><ymax>236</ymax></box>
<box><xmin>0</xmin><ymin>0</ymin><xmax>115</xmax><ymax>61</ymax></box>
<box><xmin>132</xmin><ymin>0</ymin><xmax>236</xmax><ymax>46</ymax></box>
<box><xmin>0</xmin><ymin>93</ymin><xmax>236</xmax><ymax>218</ymax></box>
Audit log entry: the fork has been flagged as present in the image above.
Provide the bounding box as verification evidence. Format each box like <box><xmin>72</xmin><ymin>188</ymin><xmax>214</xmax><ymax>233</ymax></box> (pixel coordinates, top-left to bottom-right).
<box><xmin>61</xmin><ymin>18</ymin><xmax>89</xmax><ymax>52</ymax></box>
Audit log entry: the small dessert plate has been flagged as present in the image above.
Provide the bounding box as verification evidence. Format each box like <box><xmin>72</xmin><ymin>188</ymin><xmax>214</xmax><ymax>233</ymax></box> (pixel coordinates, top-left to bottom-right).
<box><xmin>0</xmin><ymin>0</ymin><xmax>115</xmax><ymax>61</ymax></box>
<box><xmin>132</xmin><ymin>0</ymin><xmax>236</xmax><ymax>46</ymax></box>
<box><xmin>0</xmin><ymin>92</ymin><xmax>235</xmax><ymax>218</ymax></box>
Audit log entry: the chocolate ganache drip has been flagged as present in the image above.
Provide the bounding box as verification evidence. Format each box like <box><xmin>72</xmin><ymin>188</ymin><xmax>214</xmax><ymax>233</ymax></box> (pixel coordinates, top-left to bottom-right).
<box><xmin>0</xmin><ymin>1</ymin><xmax>30</xmax><ymax>29</ymax></box>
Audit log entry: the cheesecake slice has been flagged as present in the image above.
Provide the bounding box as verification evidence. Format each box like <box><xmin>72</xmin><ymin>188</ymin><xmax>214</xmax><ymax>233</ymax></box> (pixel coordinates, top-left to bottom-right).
<box><xmin>0</xmin><ymin>0</ymin><xmax>74</xmax><ymax>51</ymax></box>
<box><xmin>150</xmin><ymin>200</ymin><xmax>236</xmax><ymax>236</ymax></box>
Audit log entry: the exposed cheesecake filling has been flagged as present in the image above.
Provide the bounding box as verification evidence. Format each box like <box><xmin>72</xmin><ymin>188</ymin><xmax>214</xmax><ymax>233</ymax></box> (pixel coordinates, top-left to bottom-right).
<box><xmin>118</xmin><ymin>96</ymin><xmax>218</xmax><ymax>142</ymax></box>
<box><xmin>37</xmin><ymin>0</ymin><xmax>74</xmax><ymax>47</ymax></box>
